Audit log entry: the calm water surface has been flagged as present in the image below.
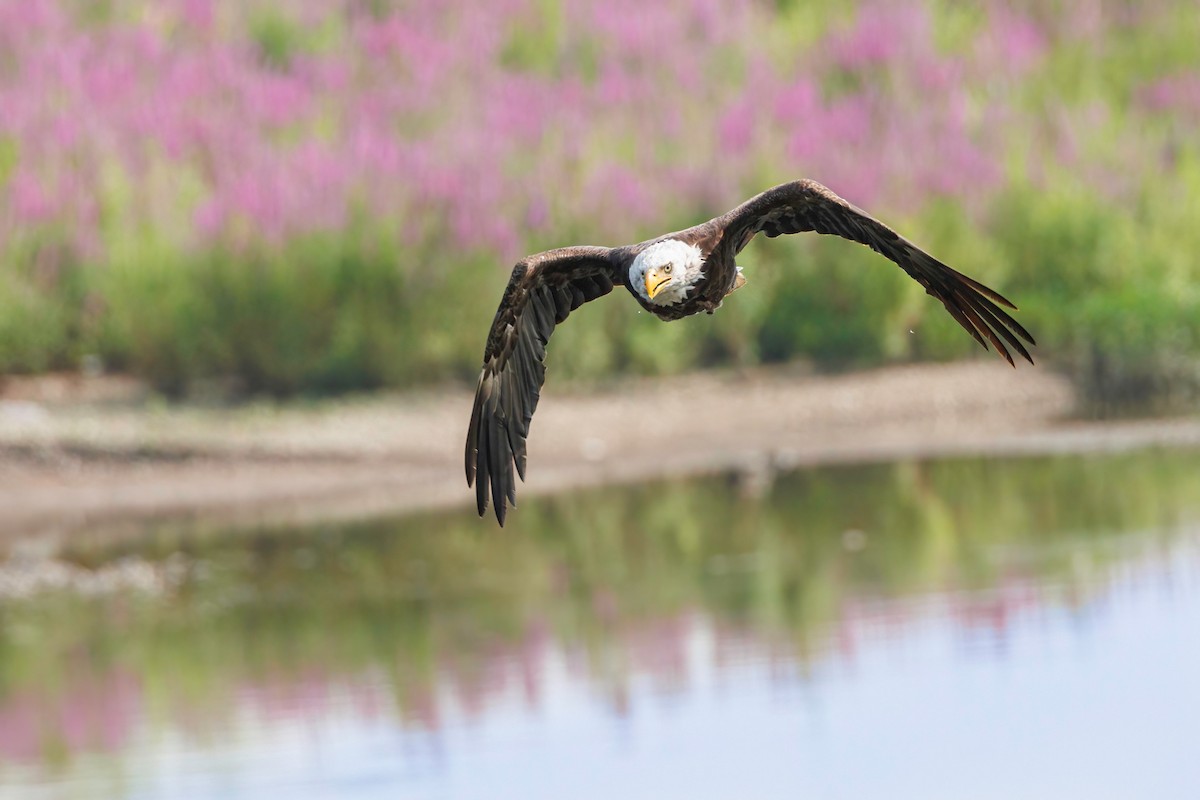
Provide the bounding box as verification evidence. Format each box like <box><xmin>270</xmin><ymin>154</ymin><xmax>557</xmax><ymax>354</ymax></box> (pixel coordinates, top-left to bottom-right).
<box><xmin>2</xmin><ymin>451</ymin><xmax>1199</xmax><ymax>799</ymax></box>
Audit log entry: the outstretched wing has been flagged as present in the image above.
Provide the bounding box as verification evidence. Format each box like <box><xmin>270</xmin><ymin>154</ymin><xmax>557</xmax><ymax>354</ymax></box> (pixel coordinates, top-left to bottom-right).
<box><xmin>717</xmin><ymin>179</ymin><xmax>1035</xmax><ymax>365</ymax></box>
<box><xmin>466</xmin><ymin>246</ymin><xmax>620</xmax><ymax>525</ymax></box>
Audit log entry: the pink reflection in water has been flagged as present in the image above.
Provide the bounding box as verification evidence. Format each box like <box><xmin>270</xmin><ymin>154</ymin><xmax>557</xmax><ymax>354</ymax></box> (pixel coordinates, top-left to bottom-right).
<box><xmin>1</xmin><ymin>551</ymin><xmax>1171</xmax><ymax>773</ymax></box>
<box><xmin>0</xmin><ymin>666</ymin><xmax>141</xmax><ymax>762</ymax></box>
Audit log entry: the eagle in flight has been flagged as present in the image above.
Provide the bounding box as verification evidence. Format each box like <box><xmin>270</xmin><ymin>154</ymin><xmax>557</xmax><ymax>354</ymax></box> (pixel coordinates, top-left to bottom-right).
<box><xmin>465</xmin><ymin>180</ymin><xmax>1035</xmax><ymax>525</ymax></box>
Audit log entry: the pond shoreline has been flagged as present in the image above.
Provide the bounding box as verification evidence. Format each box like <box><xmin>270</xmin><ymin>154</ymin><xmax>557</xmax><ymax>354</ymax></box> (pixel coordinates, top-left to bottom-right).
<box><xmin>3</xmin><ymin>361</ymin><xmax>1199</xmax><ymax>546</ymax></box>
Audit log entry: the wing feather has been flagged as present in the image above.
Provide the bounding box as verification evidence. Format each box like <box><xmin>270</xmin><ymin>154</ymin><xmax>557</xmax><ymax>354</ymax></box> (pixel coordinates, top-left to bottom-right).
<box><xmin>718</xmin><ymin>180</ymin><xmax>1035</xmax><ymax>364</ymax></box>
<box><xmin>465</xmin><ymin>246</ymin><xmax>619</xmax><ymax>525</ymax></box>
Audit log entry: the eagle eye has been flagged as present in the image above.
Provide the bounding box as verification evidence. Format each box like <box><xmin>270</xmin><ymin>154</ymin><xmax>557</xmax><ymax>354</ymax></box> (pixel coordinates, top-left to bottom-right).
<box><xmin>664</xmin><ymin>263</ymin><xmax>673</xmax><ymax>274</ymax></box>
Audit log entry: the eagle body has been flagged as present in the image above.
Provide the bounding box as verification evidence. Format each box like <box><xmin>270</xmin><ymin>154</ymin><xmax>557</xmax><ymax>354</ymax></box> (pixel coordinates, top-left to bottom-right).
<box><xmin>466</xmin><ymin>179</ymin><xmax>1035</xmax><ymax>525</ymax></box>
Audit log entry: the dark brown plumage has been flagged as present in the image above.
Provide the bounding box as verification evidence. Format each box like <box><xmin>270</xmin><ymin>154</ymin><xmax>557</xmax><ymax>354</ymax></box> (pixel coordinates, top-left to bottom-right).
<box><xmin>466</xmin><ymin>179</ymin><xmax>1035</xmax><ymax>525</ymax></box>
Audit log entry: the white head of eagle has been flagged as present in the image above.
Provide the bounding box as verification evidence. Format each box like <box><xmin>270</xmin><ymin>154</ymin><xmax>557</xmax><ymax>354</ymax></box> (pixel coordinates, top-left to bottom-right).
<box><xmin>630</xmin><ymin>239</ymin><xmax>705</xmax><ymax>306</ymax></box>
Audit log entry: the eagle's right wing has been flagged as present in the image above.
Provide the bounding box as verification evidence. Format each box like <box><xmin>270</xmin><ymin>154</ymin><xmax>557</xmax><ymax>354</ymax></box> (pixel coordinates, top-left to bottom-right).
<box><xmin>466</xmin><ymin>246</ymin><xmax>620</xmax><ymax>525</ymax></box>
<box><xmin>717</xmin><ymin>179</ymin><xmax>1035</xmax><ymax>365</ymax></box>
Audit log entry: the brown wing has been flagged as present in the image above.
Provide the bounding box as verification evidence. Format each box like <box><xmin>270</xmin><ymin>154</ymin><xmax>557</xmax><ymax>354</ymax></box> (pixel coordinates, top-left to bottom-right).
<box><xmin>717</xmin><ymin>179</ymin><xmax>1035</xmax><ymax>365</ymax></box>
<box><xmin>465</xmin><ymin>246</ymin><xmax>620</xmax><ymax>525</ymax></box>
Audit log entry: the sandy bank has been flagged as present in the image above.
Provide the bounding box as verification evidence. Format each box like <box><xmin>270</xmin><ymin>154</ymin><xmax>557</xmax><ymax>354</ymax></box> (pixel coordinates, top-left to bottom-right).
<box><xmin>2</xmin><ymin>361</ymin><xmax>1198</xmax><ymax>545</ymax></box>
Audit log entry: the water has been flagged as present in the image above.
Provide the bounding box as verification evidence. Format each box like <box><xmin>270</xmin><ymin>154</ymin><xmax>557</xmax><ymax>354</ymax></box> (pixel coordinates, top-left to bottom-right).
<box><xmin>2</xmin><ymin>451</ymin><xmax>1200</xmax><ymax>799</ymax></box>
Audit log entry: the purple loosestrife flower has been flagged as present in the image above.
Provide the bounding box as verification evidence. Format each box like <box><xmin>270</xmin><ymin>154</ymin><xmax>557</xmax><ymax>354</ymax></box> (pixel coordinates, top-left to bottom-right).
<box><xmin>0</xmin><ymin>0</ymin><xmax>1184</xmax><ymax>286</ymax></box>
<box><xmin>717</xmin><ymin>99</ymin><xmax>755</xmax><ymax>156</ymax></box>
<box><xmin>831</xmin><ymin>3</ymin><xmax>930</xmax><ymax>71</ymax></box>
<box><xmin>988</xmin><ymin>10</ymin><xmax>1047</xmax><ymax>73</ymax></box>
<box><xmin>1142</xmin><ymin>75</ymin><xmax>1200</xmax><ymax>123</ymax></box>
<box><xmin>9</xmin><ymin>170</ymin><xmax>56</xmax><ymax>224</ymax></box>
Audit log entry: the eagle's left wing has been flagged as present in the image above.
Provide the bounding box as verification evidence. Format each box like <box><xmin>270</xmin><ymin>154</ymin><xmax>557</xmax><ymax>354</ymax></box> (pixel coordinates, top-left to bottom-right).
<box><xmin>716</xmin><ymin>179</ymin><xmax>1035</xmax><ymax>365</ymax></box>
<box><xmin>466</xmin><ymin>246</ymin><xmax>621</xmax><ymax>525</ymax></box>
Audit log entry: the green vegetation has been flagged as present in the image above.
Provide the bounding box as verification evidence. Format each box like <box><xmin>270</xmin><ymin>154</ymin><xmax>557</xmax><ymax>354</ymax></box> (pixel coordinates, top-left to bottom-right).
<box><xmin>2</xmin><ymin>1</ymin><xmax>1198</xmax><ymax>408</ymax></box>
<box><xmin>11</xmin><ymin>167</ymin><xmax>1200</xmax><ymax>405</ymax></box>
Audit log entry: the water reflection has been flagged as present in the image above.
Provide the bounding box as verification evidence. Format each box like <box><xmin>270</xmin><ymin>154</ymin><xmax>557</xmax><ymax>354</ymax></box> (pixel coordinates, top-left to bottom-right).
<box><xmin>2</xmin><ymin>451</ymin><xmax>1200</xmax><ymax>799</ymax></box>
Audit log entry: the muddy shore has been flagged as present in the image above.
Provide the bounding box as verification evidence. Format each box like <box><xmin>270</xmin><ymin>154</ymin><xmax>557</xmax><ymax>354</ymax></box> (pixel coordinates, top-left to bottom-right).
<box><xmin>2</xmin><ymin>361</ymin><xmax>1199</xmax><ymax>546</ymax></box>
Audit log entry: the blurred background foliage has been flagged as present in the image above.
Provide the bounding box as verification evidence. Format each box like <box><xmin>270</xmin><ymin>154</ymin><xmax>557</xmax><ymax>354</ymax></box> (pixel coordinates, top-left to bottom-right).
<box><xmin>1</xmin><ymin>0</ymin><xmax>1198</xmax><ymax>405</ymax></box>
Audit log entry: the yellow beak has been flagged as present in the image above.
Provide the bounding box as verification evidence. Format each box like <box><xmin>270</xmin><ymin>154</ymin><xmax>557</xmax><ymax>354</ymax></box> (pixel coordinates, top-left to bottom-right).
<box><xmin>645</xmin><ymin>267</ymin><xmax>670</xmax><ymax>300</ymax></box>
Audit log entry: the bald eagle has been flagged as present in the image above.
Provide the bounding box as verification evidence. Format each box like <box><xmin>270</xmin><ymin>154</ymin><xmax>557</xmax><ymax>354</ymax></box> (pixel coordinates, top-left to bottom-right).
<box><xmin>465</xmin><ymin>180</ymin><xmax>1035</xmax><ymax>525</ymax></box>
